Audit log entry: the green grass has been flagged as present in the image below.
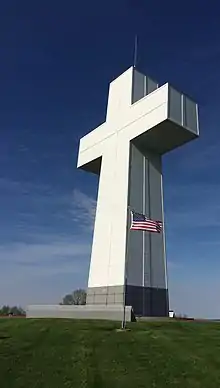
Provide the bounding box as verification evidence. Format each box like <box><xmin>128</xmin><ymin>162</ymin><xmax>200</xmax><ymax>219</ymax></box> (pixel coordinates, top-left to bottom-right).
<box><xmin>0</xmin><ymin>319</ymin><xmax>220</xmax><ymax>387</ymax></box>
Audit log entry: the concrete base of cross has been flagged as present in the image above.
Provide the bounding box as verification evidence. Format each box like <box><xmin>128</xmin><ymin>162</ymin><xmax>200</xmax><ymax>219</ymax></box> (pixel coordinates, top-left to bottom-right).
<box><xmin>26</xmin><ymin>304</ymin><xmax>135</xmax><ymax>322</ymax></box>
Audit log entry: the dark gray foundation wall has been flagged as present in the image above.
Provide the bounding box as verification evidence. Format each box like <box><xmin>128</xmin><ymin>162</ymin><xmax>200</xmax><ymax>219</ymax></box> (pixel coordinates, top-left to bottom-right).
<box><xmin>87</xmin><ymin>285</ymin><xmax>169</xmax><ymax>317</ymax></box>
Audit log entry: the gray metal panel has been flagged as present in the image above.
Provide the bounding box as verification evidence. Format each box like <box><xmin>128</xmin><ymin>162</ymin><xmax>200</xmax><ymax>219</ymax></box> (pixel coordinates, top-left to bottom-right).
<box><xmin>127</xmin><ymin>146</ymin><xmax>166</xmax><ymax>289</ymax></box>
<box><xmin>146</xmin><ymin>77</ymin><xmax>158</xmax><ymax>94</ymax></box>
<box><xmin>126</xmin><ymin>285</ymin><xmax>169</xmax><ymax>316</ymax></box>
<box><xmin>132</xmin><ymin>69</ymin><xmax>159</xmax><ymax>104</ymax></box>
<box><xmin>127</xmin><ymin>144</ymin><xmax>144</xmax><ymax>286</ymax></box>
<box><xmin>132</xmin><ymin>69</ymin><xmax>145</xmax><ymax>103</ymax></box>
<box><xmin>183</xmin><ymin>96</ymin><xmax>198</xmax><ymax>134</ymax></box>
<box><xmin>147</xmin><ymin>152</ymin><xmax>162</xmax><ymax>219</ymax></box>
<box><xmin>144</xmin><ymin>157</ymin><xmax>151</xmax><ymax>288</ymax></box>
<box><xmin>168</xmin><ymin>86</ymin><xmax>182</xmax><ymax>125</ymax></box>
<box><xmin>147</xmin><ymin>152</ymin><xmax>166</xmax><ymax>288</ymax></box>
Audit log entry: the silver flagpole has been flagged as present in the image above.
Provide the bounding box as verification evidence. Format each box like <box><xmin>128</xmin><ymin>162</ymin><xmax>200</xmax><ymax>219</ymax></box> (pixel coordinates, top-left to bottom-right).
<box><xmin>121</xmin><ymin>207</ymin><xmax>132</xmax><ymax>330</ymax></box>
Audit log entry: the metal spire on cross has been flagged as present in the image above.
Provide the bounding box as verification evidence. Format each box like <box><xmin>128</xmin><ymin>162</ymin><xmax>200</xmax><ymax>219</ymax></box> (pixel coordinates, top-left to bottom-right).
<box><xmin>133</xmin><ymin>34</ymin><xmax>138</xmax><ymax>68</ymax></box>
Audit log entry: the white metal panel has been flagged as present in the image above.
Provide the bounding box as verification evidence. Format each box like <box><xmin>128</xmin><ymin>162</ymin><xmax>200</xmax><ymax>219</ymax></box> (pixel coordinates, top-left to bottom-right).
<box><xmin>106</xmin><ymin>67</ymin><xmax>133</xmax><ymax>123</ymax></box>
<box><xmin>125</xmin><ymin>103</ymin><xmax>168</xmax><ymax>141</ymax></box>
<box><xmin>88</xmin><ymin>135</ymin><xmax>118</xmax><ymax>287</ymax></box>
<box><xmin>128</xmin><ymin>83</ymin><xmax>168</xmax><ymax>124</ymax></box>
<box><xmin>107</xmin><ymin>136</ymin><xmax>130</xmax><ymax>286</ymax></box>
<box><xmin>78</xmin><ymin>122</ymin><xmax>108</xmax><ymax>152</ymax></box>
<box><xmin>77</xmin><ymin>143</ymin><xmax>103</xmax><ymax>168</ymax></box>
<box><xmin>79</xmin><ymin>120</ymin><xmax>118</xmax><ymax>154</ymax></box>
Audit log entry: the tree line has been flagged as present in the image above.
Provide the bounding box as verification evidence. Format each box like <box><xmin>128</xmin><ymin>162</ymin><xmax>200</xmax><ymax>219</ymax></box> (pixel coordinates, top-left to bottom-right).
<box><xmin>0</xmin><ymin>289</ymin><xmax>87</xmax><ymax>316</ymax></box>
<box><xmin>0</xmin><ymin>305</ymin><xmax>25</xmax><ymax>316</ymax></box>
<box><xmin>60</xmin><ymin>289</ymin><xmax>87</xmax><ymax>305</ymax></box>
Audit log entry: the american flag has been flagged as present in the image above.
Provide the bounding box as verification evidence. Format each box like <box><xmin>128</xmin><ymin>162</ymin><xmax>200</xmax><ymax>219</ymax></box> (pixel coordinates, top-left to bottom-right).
<box><xmin>130</xmin><ymin>211</ymin><xmax>163</xmax><ymax>233</ymax></box>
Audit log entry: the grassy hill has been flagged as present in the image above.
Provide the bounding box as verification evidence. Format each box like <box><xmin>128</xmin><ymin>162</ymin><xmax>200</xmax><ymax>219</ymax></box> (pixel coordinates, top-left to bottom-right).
<box><xmin>0</xmin><ymin>318</ymin><xmax>220</xmax><ymax>387</ymax></box>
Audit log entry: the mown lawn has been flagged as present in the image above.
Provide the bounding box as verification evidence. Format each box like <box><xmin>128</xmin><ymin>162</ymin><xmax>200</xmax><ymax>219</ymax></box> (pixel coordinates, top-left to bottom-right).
<box><xmin>0</xmin><ymin>318</ymin><xmax>220</xmax><ymax>387</ymax></box>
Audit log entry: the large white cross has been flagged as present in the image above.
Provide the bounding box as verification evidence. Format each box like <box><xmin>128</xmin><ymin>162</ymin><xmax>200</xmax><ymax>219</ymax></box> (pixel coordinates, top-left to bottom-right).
<box><xmin>77</xmin><ymin>66</ymin><xmax>199</xmax><ymax>303</ymax></box>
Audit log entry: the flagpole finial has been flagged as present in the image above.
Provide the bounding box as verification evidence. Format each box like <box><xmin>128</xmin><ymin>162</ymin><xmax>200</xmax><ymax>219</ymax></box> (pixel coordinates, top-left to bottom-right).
<box><xmin>133</xmin><ymin>34</ymin><xmax>138</xmax><ymax>68</ymax></box>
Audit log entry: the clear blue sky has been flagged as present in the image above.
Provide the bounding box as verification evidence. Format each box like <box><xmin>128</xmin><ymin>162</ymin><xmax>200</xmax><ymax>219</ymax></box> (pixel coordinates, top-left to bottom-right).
<box><xmin>0</xmin><ymin>0</ymin><xmax>220</xmax><ymax>318</ymax></box>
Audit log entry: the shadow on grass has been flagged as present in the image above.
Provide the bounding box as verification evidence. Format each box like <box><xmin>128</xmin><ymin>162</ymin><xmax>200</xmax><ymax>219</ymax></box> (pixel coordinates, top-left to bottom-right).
<box><xmin>0</xmin><ymin>335</ymin><xmax>11</xmax><ymax>340</ymax></box>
